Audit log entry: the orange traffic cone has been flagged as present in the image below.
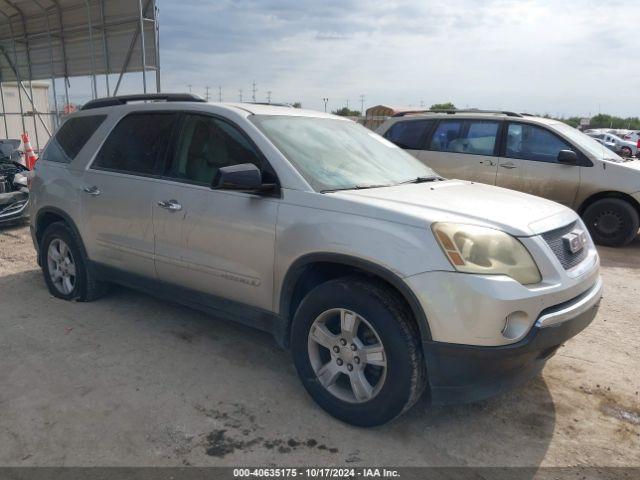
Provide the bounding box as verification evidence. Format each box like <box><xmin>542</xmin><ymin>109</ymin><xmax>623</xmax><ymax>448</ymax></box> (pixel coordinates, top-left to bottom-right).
<box><xmin>21</xmin><ymin>133</ymin><xmax>38</xmax><ymax>170</ymax></box>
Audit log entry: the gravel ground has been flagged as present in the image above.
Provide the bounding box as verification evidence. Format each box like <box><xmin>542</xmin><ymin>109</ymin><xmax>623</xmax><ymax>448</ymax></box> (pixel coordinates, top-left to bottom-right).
<box><xmin>0</xmin><ymin>222</ymin><xmax>638</xmax><ymax>467</ymax></box>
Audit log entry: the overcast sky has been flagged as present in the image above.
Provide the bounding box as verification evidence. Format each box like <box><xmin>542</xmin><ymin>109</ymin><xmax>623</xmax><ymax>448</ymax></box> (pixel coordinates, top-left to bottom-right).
<box><xmin>149</xmin><ymin>1</ymin><xmax>639</xmax><ymax>116</ymax></box>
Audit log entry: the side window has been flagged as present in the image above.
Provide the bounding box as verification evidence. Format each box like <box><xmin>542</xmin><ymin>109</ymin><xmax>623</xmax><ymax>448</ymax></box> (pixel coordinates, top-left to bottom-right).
<box><xmin>428</xmin><ymin>120</ymin><xmax>499</xmax><ymax>155</ymax></box>
<box><xmin>428</xmin><ymin>121</ymin><xmax>463</xmax><ymax>152</ymax></box>
<box><xmin>383</xmin><ymin>120</ymin><xmax>434</xmax><ymax>150</ymax></box>
<box><xmin>164</xmin><ymin>114</ymin><xmax>262</xmax><ymax>185</ymax></box>
<box><xmin>40</xmin><ymin>115</ymin><xmax>106</xmax><ymax>163</ymax></box>
<box><xmin>92</xmin><ymin>113</ymin><xmax>177</xmax><ymax>175</ymax></box>
<box><xmin>505</xmin><ymin>123</ymin><xmax>572</xmax><ymax>163</ymax></box>
<box><xmin>463</xmin><ymin>121</ymin><xmax>500</xmax><ymax>155</ymax></box>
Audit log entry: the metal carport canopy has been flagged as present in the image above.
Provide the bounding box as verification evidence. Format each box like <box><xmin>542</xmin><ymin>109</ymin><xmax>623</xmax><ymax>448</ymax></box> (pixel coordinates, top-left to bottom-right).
<box><xmin>0</xmin><ymin>0</ymin><xmax>159</xmax><ymax>97</ymax></box>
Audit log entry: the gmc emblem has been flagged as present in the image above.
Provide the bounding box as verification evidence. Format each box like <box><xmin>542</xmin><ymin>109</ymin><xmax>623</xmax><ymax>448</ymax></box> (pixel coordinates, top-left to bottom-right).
<box><xmin>562</xmin><ymin>229</ymin><xmax>587</xmax><ymax>254</ymax></box>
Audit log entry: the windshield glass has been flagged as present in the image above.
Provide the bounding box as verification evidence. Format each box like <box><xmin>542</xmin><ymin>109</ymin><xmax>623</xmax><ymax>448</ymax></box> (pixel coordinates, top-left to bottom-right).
<box><xmin>553</xmin><ymin>122</ymin><xmax>626</xmax><ymax>162</ymax></box>
<box><xmin>250</xmin><ymin>115</ymin><xmax>438</xmax><ymax>192</ymax></box>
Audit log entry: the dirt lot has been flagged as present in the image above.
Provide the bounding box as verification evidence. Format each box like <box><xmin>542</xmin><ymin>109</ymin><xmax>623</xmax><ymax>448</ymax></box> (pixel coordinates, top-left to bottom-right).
<box><xmin>0</xmin><ymin>222</ymin><xmax>638</xmax><ymax>467</ymax></box>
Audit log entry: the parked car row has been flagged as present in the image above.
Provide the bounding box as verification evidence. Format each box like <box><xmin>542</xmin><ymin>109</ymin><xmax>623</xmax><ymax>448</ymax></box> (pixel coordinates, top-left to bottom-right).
<box><xmin>378</xmin><ymin>110</ymin><xmax>640</xmax><ymax>247</ymax></box>
<box><xmin>28</xmin><ymin>95</ymin><xmax>603</xmax><ymax>426</ymax></box>
<box><xmin>584</xmin><ymin>130</ymin><xmax>638</xmax><ymax>158</ymax></box>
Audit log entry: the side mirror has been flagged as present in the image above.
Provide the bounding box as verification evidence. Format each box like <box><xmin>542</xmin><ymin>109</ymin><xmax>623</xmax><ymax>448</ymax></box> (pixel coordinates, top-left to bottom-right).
<box><xmin>212</xmin><ymin>163</ymin><xmax>276</xmax><ymax>193</ymax></box>
<box><xmin>557</xmin><ymin>149</ymin><xmax>578</xmax><ymax>165</ymax></box>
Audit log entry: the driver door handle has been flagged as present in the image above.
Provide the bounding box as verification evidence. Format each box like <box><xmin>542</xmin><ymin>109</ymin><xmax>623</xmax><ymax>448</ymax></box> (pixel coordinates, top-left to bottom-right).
<box><xmin>158</xmin><ymin>199</ymin><xmax>182</xmax><ymax>212</ymax></box>
<box><xmin>83</xmin><ymin>185</ymin><xmax>101</xmax><ymax>196</ymax></box>
<box><xmin>500</xmin><ymin>162</ymin><xmax>517</xmax><ymax>169</ymax></box>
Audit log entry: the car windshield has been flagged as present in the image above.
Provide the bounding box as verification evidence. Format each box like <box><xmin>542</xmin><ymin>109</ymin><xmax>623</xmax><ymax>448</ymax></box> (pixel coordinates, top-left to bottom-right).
<box><xmin>250</xmin><ymin>115</ymin><xmax>438</xmax><ymax>192</ymax></box>
<box><xmin>553</xmin><ymin>123</ymin><xmax>627</xmax><ymax>162</ymax></box>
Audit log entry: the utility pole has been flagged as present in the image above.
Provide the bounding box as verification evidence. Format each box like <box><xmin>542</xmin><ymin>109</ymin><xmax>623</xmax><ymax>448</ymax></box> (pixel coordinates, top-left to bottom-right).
<box><xmin>359</xmin><ymin>94</ymin><xmax>365</xmax><ymax>115</ymax></box>
<box><xmin>239</xmin><ymin>89</ymin><xmax>243</xmax><ymax>102</ymax></box>
<box><xmin>267</xmin><ymin>91</ymin><xmax>272</xmax><ymax>104</ymax></box>
<box><xmin>205</xmin><ymin>86</ymin><xmax>210</xmax><ymax>102</ymax></box>
<box><xmin>218</xmin><ymin>86</ymin><xmax>222</xmax><ymax>102</ymax></box>
<box><xmin>188</xmin><ymin>84</ymin><xmax>192</xmax><ymax>93</ymax></box>
<box><xmin>322</xmin><ymin>98</ymin><xmax>328</xmax><ymax>112</ymax></box>
<box><xmin>252</xmin><ymin>81</ymin><xmax>257</xmax><ymax>102</ymax></box>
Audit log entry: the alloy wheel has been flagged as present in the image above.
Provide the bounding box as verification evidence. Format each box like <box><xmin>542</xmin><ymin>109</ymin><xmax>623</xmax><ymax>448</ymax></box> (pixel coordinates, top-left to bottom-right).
<box><xmin>307</xmin><ymin>308</ymin><xmax>387</xmax><ymax>403</ymax></box>
<box><xmin>47</xmin><ymin>238</ymin><xmax>76</xmax><ymax>295</ymax></box>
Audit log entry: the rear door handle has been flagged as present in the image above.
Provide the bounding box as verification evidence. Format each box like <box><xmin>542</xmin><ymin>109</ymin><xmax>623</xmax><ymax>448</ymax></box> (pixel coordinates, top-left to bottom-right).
<box><xmin>158</xmin><ymin>199</ymin><xmax>182</xmax><ymax>212</ymax></box>
<box><xmin>500</xmin><ymin>162</ymin><xmax>517</xmax><ymax>169</ymax></box>
<box><xmin>83</xmin><ymin>185</ymin><xmax>101</xmax><ymax>196</ymax></box>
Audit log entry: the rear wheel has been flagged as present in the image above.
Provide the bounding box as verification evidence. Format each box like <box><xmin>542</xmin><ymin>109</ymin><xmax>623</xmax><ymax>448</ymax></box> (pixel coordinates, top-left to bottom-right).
<box><xmin>582</xmin><ymin>198</ymin><xmax>639</xmax><ymax>247</ymax></box>
<box><xmin>291</xmin><ymin>276</ymin><xmax>426</xmax><ymax>426</ymax></box>
<box><xmin>621</xmin><ymin>146</ymin><xmax>632</xmax><ymax>157</ymax></box>
<box><xmin>40</xmin><ymin>222</ymin><xmax>108</xmax><ymax>301</ymax></box>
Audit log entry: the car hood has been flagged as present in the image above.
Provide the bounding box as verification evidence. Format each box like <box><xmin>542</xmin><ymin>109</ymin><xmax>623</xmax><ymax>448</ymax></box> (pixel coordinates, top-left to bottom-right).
<box><xmin>329</xmin><ymin>180</ymin><xmax>577</xmax><ymax>237</ymax></box>
<box><xmin>602</xmin><ymin>157</ymin><xmax>640</xmax><ymax>170</ymax></box>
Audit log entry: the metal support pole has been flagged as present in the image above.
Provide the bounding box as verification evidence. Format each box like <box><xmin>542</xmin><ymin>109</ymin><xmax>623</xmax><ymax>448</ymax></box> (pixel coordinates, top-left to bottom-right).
<box><xmin>99</xmin><ymin>0</ymin><xmax>111</xmax><ymax>96</ymax></box>
<box><xmin>154</xmin><ymin>3</ymin><xmax>160</xmax><ymax>93</ymax></box>
<box><xmin>17</xmin><ymin>11</ymin><xmax>41</xmax><ymax>149</ymax></box>
<box><xmin>84</xmin><ymin>0</ymin><xmax>98</xmax><ymax>99</ymax></box>
<box><xmin>137</xmin><ymin>0</ymin><xmax>147</xmax><ymax>93</ymax></box>
<box><xmin>33</xmin><ymin>0</ymin><xmax>60</xmax><ymax>128</ymax></box>
<box><xmin>46</xmin><ymin>18</ymin><xmax>60</xmax><ymax>128</ymax></box>
<box><xmin>114</xmin><ymin>0</ymin><xmax>152</xmax><ymax>95</ymax></box>
<box><xmin>6</xmin><ymin>24</ymin><xmax>26</xmax><ymax>136</ymax></box>
<box><xmin>0</xmin><ymin>81</ymin><xmax>8</xmax><ymax>138</ymax></box>
<box><xmin>52</xmin><ymin>1</ymin><xmax>71</xmax><ymax>108</ymax></box>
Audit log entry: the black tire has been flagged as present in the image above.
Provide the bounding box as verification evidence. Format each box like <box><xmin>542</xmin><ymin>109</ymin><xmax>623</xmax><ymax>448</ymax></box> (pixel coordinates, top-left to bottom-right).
<box><xmin>621</xmin><ymin>146</ymin><xmax>632</xmax><ymax>157</ymax></box>
<box><xmin>40</xmin><ymin>221</ymin><xmax>108</xmax><ymax>301</ymax></box>
<box><xmin>290</xmin><ymin>276</ymin><xmax>426</xmax><ymax>427</ymax></box>
<box><xmin>582</xmin><ymin>198</ymin><xmax>640</xmax><ymax>247</ymax></box>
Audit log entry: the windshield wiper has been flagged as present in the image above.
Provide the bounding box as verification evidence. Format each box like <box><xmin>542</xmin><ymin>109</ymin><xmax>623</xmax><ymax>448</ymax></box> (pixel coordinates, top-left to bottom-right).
<box><xmin>399</xmin><ymin>175</ymin><xmax>441</xmax><ymax>184</ymax></box>
<box><xmin>320</xmin><ymin>183</ymin><xmax>393</xmax><ymax>193</ymax></box>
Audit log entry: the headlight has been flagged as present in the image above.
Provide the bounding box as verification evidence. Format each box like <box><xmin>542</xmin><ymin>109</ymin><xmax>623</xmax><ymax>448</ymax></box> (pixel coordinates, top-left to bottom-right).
<box><xmin>432</xmin><ymin>223</ymin><xmax>541</xmax><ymax>285</ymax></box>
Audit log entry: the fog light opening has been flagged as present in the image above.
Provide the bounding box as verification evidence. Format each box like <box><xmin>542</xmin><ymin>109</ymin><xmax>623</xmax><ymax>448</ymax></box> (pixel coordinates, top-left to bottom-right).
<box><xmin>502</xmin><ymin>311</ymin><xmax>530</xmax><ymax>340</ymax></box>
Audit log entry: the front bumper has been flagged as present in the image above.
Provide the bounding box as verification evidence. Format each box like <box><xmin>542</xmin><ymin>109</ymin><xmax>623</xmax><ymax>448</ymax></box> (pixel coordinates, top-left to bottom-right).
<box><xmin>424</xmin><ymin>277</ymin><xmax>603</xmax><ymax>405</ymax></box>
<box><xmin>0</xmin><ymin>191</ymin><xmax>28</xmax><ymax>224</ymax></box>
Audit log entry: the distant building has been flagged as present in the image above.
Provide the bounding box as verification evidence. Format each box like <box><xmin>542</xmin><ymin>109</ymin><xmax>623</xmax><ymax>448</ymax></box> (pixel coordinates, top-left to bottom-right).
<box><xmin>364</xmin><ymin>105</ymin><xmax>415</xmax><ymax>130</ymax></box>
<box><xmin>0</xmin><ymin>81</ymin><xmax>53</xmax><ymax>152</ymax></box>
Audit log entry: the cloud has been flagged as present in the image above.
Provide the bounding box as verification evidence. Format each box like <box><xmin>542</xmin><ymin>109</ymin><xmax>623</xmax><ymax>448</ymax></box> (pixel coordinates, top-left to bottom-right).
<box><xmin>157</xmin><ymin>0</ymin><xmax>640</xmax><ymax>116</ymax></box>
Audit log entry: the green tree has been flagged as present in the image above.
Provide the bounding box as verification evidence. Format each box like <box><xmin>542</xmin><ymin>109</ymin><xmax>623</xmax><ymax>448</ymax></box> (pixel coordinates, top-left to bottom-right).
<box><xmin>430</xmin><ymin>102</ymin><xmax>456</xmax><ymax>111</ymax></box>
<box><xmin>556</xmin><ymin>114</ymin><xmax>640</xmax><ymax>130</ymax></box>
<box><xmin>332</xmin><ymin>107</ymin><xmax>361</xmax><ymax>117</ymax></box>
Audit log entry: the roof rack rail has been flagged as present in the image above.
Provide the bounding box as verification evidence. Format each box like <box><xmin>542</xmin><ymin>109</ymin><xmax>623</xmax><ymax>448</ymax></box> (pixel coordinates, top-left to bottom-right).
<box><xmin>81</xmin><ymin>93</ymin><xmax>206</xmax><ymax>111</ymax></box>
<box><xmin>392</xmin><ymin>109</ymin><xmax>523</xmax><ymax>118</ymax></box>
<box><xmin>245</xmin><ymin>102</ymin><xmax>294</xmax><ymax>107</ymax></box>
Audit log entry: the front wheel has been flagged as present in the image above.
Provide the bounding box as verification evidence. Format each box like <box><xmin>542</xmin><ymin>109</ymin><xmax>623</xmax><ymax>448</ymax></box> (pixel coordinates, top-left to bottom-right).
<box><xmin>582</xmin><ymin>198</ymin><xmax>639</xmax><ymax>247</ymax></box>
<box><xmin>290</xmin><ymin>276</ymin><xmax>426</xmax><ymax>426</ymax></box>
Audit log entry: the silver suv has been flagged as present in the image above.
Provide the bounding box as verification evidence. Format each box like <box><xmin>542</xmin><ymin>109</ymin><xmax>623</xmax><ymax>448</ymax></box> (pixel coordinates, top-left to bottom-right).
<box><xmin>378</xmin><ymin>110</ymin><xmax>640</xmax><ymax>247</ymax></box>
<box><xmin>30</xmin><ymin>95</ymin><xmax>602</xmax><ymax>426</ymax></box>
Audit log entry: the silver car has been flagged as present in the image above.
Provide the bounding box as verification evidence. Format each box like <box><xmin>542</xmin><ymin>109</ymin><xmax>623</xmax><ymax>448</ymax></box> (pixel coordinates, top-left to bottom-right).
<box><xmin>587</xmin><ymin>132</ymin><xmax>637</xmax><ymax>158</ymax></box>
<box><xmin>378</xmin><ymin>110</ymin><xmax>640</xmax><ymax>247</ymax></box>
<box><xmin>29</xmin><ymin>95</ymin><xmax>602</xmax><ymax>426</ymax></box>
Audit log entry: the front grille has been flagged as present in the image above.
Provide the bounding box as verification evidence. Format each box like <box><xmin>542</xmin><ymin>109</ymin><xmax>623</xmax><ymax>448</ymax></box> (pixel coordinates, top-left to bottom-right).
<box><xmin>541</xmin><ymin>221</ymin><xmax>588</xmax><ymax>270</ymax></box>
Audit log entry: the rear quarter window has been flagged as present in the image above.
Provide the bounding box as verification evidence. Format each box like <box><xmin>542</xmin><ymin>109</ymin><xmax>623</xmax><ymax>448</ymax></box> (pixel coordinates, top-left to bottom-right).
<box><xmin>383</xmin><ymin>119</ymin><xmax>434</xmax><ymax>150</ymax></box>
<box><xmin>40</xmin><ymin>115</ymin><xmax>107</xmax><ymax>163</ymax></box>
<box><xmin>91</xmin><ymin>113</ymin><xmax>177</xmax><ymax>176</ymax></box>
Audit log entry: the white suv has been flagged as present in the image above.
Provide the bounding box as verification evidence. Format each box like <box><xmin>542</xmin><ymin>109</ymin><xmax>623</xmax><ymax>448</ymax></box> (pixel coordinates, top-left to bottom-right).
<box><xmin>29</xmin><ymin>95</ymin><xmax>602</xmax><ymax>426</ymax></box>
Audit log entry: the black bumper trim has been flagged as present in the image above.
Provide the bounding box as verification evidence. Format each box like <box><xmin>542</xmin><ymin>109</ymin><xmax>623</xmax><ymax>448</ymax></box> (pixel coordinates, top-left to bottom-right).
<box><xmin>423</xmin><ymin>299</ymin><xmax>600</xmax><ymax>406</ymax></box>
